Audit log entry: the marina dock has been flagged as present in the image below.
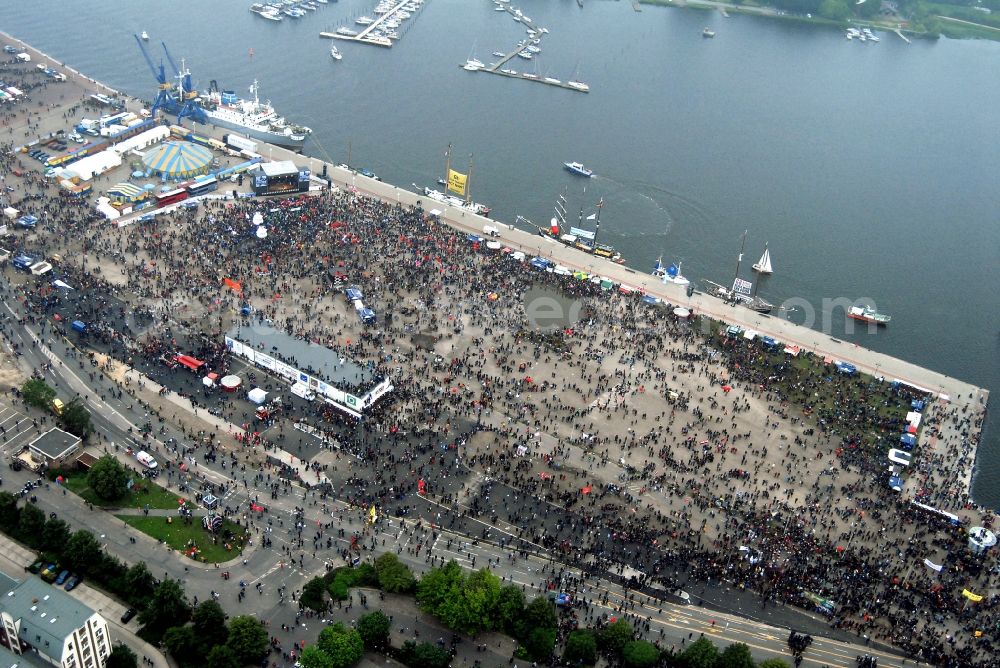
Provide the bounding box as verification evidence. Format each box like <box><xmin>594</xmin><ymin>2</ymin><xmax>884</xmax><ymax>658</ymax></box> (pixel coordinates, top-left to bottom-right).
<box><xmin>462</xmin><ymin>3</ymin><xmax>590</xmax><ymax>93</ymax></box>
<box><xmin>320</xmin><ymin>0</ymin><xmax>419</xmax><ymax>47</ymax></box>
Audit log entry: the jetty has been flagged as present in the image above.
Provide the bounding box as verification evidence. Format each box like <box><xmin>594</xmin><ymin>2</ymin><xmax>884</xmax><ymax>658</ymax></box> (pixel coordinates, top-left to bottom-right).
<box><xmin>894</xmin><ymin>28</ymin><xmax>911</xmax><ymax>42</ymax></box>
<box><xmin>320</xmin><ymin>0</ymin><xmax>419</xmax><ymax>47</ymax></box>
<box><xmin>462</xmin><ymin>4</ymin><xmax>590</xmax><ymax>93</ymax></box>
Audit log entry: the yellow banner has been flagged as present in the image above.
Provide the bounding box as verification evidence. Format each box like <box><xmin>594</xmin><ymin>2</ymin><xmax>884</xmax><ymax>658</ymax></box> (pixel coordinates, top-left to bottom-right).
<box><xmin>962</xmin><ymin>589</ymin><xmax>983</xmax><ymax>602</ymax></box>
<box><xmin>447</xmin><ymin>169</ymin><xmax>467</xmax><ymax>196</ymax></box>
<box><xmin>368</xmin><ymin>504</ymin><xmax>377</xmax><ymax>524</ymax></box>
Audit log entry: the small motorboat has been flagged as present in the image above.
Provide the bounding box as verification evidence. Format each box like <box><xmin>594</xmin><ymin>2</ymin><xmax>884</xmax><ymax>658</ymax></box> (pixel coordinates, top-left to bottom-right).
<box><xmin>564</xmin><ymin>161</ymin><xmax>594</xmax><ymax>178</ymax></box>
<box><xmin>330</xmin><ymin>46</ymin><xmax>343</xmax><ymax>60</ymax></box>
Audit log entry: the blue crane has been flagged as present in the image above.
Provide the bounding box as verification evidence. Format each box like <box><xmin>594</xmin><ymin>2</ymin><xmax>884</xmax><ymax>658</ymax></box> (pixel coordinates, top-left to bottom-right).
<box><xmin>160</xmin><ymin>42</ymin><xmax>207</xmax><ymax>124</ymax></box>
<box><xmin>134</xmin><ymin>34</ymin><xmax>176</xmax><ymax>119</ymax></box>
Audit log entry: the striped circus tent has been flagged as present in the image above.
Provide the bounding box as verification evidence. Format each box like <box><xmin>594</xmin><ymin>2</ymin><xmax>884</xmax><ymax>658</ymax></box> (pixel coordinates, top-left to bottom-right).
<box><xmin>107</xmin><ymin>182</ymin><xmax>147</xmax><ymax>202</ymax></box>
<box><xmin>142</xmin><ymin>140</ymin><xmax>213</xmax><ymax>178</ymax></box>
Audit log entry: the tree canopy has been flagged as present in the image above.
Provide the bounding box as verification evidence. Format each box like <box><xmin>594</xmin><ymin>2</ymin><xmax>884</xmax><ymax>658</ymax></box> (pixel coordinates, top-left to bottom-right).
<box><xmin>622</xmin><ymin>640</ymin><xmax>660</xmax><ymax>668</ymax></box>
<box><xmin>106</xmin><ymin>643</ymin><xmax>138</xmax><ymax>668</ymax></box>
<box><xmin>22</xmin><ymin>378</ymin><xmax>55</xmax><ymax>410</ymax></box>
<box><xmin>716</xmin><ymin>642</ymin><xmax>755</xmax><ymax>668</ymax></box>
<box><xmin>226</xmin><ymin>616</ymin><xmax>269</xmax><ymax>665</ymax></box>
<box><xmin>599</xmin><ymin>619</ymin><xmax>634</xmax><ymax>656</ymax></box>
<box><xmin>192</xmin><ymin>600</ymin><xmax>229</xmax><ymax>649</ymax></box>
<box><xmin>205</xmin><ymin>645</ymin><xmax>241</xmax><ymax>668</ymax></box>
<box><xmin>64</xmin><ymin>530</ymin><xmax>103</xmax><ymax>575</ymax></box>
<box><xmin>139</xmin><ymin>579</ymin><xmax>191</xmax><ymax>631</ymax></box>
<box><xmin>317</xmin><ymin>622</ymin><xmax>364</xmax><ymax>668</ymax></box>
<box><xmin>299</xmin><ymin>644</ymin><xmax>336</xmax><ymax>668</ymax></box>
<box><xmin>302</xmin><ymin>576</ymin><xmax>329</xmax><ymax>612</ymax></box>
<box><xmin>61</xmin><ymin>399</ymin><xmax>93</xmax><ymax>438</ymax></box>
<box><xmin>86</xmin><ymin>455</ymin><xmax>129</xmax><ymax>501</ymax></box>
<box><xmin>357</xmin><ymin>610</ymin><xmax>391</xmax><ymax>650</ymax></box>
<box><xmin>374</xmin><ymin>551</ymin><xmax>416</xmax><ymax>593</ymax></box>
<box><xmin>397</xmin><ymin>640</ymin><xmax>452</xmax><ymax>668</ymax></box>
<box><xmin>677</xmin><ymin>636</ymin><xmax>719</xmax><ymax>668</ymax></box>
<box><xmin>563</xmin><ymin>629</ymin><xmax>597</xmax><ymax>665</ymax></box>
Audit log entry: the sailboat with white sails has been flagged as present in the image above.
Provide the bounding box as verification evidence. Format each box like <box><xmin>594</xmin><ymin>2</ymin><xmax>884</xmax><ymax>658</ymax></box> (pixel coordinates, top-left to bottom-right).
<box><xmin>703</xmin><ymin>230</ymin><xmax>773</xmax><ymax>313</ymax></box>
<box><xmin>752</xmin><ymin>243</ymin><xmax>773</xmax><ymax>275</ymax></box>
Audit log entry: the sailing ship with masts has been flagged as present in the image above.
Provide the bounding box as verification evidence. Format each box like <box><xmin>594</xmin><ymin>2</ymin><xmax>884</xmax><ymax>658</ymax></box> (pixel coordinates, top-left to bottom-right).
<box><xmin>653</xmin><ymin>254</ymin><xmax>690</xmax><ymax>286</ymax></box>
<box><xmin>535</xmin><ymin>189</ymin><xmax>625</xmax><ymax>263</ymax></box>
<box><xmin>419</xmin><ymin>143</ymin><xmax>492</xmax><ymax>216</ymax></box>
<box><xmin>703</xmin><ymin>230</ymin><xmax>773</xmax><ymax>313</ymax></box>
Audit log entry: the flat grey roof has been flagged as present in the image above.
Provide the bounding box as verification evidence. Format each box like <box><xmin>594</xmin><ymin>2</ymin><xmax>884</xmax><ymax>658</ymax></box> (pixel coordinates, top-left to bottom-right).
<box><xmin>27</xmin><ymin>428</ymin><xmax>81</xmax><ymax>460</ymax></box>
<box><xmin>227</xmin><ymin>324</ymin><xmax>378</xmax><ymax>393</ymax></box>
<box><xmin>2</xmin><ymin>576</ymin><xmax>97</xmax><ymax>659</ymax></box>
<box><xmin>259</xmin><ymin>160</ymin><xmax>298</xmax><ymax>177</ymax></box>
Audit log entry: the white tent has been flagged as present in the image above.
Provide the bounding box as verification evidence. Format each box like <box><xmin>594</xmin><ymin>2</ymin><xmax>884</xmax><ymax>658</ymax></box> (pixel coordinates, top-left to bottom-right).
<box><xmin>906</xmin><ymin>411</ymin><xmax>922</xmax><ymax>428</ymax></box>
<box><xmin>247</xmin><ymin>388</ymin><xmax>267</xmax><ymax>405</ymax></box>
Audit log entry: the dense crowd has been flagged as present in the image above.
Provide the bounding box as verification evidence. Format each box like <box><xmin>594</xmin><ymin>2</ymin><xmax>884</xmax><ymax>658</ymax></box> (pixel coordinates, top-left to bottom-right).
<box><xmin>0</xmin><ymin>125</ymin><xmax>995</xmax><ymax>665</ymax></box>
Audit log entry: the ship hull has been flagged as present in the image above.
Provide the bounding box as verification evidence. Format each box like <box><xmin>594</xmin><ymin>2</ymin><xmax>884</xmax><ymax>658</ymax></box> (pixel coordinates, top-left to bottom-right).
<box><xmin>848</xmin><ymin>314</ymin><xmax>888</xmax><ymax>327</ymax></box>
<box><xmin>205</xmin><ymin>114</ymin><xmax>308</xmax><ymax>151</ymax></box>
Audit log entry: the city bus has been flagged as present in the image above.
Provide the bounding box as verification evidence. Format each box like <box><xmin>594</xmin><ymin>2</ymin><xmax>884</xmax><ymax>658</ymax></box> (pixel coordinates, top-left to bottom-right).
<box><xmin>155</xmin><ymin>188</ymin><xmax>189</xmax><ymax>208</ymax></box>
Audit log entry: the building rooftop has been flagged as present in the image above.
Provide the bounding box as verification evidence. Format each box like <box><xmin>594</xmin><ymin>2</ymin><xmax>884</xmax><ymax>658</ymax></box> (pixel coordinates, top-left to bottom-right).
<box><xmin>227</xmin><ymin>324</ymin><xmax>378</xmax><ymax>395</ymax></box>
<box><xmin>26</xmin><ymin>428</ymin><xmax>80</xmax><ymax>461</ymax></box>
<box><xmin>1</xmin><ymin>576</ymin><xmax>97</xmax><ymax>658</ymax></box>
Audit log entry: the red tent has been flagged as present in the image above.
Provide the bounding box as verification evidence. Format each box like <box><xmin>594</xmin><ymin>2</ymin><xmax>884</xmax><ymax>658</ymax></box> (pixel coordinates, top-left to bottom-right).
<box><xmin>173</xmin><ymin>354</ymin><xmax>205</xmax><ymax>372</ymax></box>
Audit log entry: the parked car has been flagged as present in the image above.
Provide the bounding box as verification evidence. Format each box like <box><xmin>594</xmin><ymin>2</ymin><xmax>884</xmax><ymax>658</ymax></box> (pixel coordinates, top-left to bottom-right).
<box><xmin>28</xmin><ymin>560</ymin><xmax>44</xmax><ymax>574</ymax></box>
<box><xmin>120</xmin><ymin>608</ymin><xmax>137</xmax><ymax>624</ymax></box>
<box><xmin>54</xmin><ymin>570</ymin><xmax>70</xmax><ymax>586</ymax></box>
<box><xmin>40</xmin><ymin>564</ymin><xmax>59</xmax><ymax>582</ymax></box>
<box><xmin>63</xmin><ymin>575</ymin><xmax>81</xmax><ymax>591</ymax></box>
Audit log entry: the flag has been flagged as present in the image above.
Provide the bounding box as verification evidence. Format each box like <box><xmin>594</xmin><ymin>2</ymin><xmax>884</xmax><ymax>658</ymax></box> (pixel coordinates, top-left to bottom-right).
<box><xmin>596</xmin><ymin>197</ymin><xmax>604</xmax><ymax>208</ymax></box>
<box><xmin>417</xmin><ymin>479</ymin><xmax>426</xmax><ymax>495</ymax></box>
<box><xmin>962</xmin><ymin>589</ymin><xmax>983</xmax><ymax>602</ymax></box>
<box><xmin>586</xmin><ymin>213</ymin><xmax>597</xmax><ymax>221</ymax></box>
<box><xmin>223</xmin><ymin>278</ymin><xmax>242</xmax><ymax>293</ymax></box>
<box><xmin>581</xmin><ymin>485</ymin><xmax>592</xmax><ymax>495</ymax></box>
<box><xmin>924</xmin><ymin>558</ymin><xmax>943</xmax><ymax>572</ymax></box>
<box><xmin>368</xmin><ymin>504</ymin><xmax>377</xmax><ymax>524</ymax></box>
<box><xmin>447</xmin><ymin>169</ymin><xmax>467</xmax><ymax>196</ymax></box>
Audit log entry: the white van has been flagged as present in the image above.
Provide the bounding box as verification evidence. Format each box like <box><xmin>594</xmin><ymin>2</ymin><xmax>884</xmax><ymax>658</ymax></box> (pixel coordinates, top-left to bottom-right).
<box><xmin>290</xmin><ymin>382</ymin><xmax>316</xmax><ymax>402</ymax></box>
<box><xmin>136</xmin><ymin>451</ymin><xmax>158</xmax><ymax>469</ymax></box>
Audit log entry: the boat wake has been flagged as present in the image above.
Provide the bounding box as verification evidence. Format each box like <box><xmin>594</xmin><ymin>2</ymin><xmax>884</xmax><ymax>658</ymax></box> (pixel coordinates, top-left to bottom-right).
<box><xmin>594</xmin><ymin>177</ymin><xmax>713</xmax><ymax>239</ymax></box>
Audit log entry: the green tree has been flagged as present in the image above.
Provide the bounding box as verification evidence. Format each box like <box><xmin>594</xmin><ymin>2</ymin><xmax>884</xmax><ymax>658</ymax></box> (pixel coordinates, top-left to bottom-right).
<box><xmin>226</xmin><ymin>615</ymin><xmax>269</xmax><ymax>665</ymax></box>
<box><xmin>205</xmin><ymin>645</ymin><xmax>241</xmax><ymax>668</ymax></box>
<box><xmin>139</xmin><ymin>579</ymin><xmax>191</xmax><ymax>631</ymax></box>
<box><xmin>357</xmin><ymin>610</ymin><xmax>391</xmax><ymax>650</ymax></box>
<box><xmin>106</xmin><ymin>643</ymin><xmax>139</xmax><ymax>668</ymax></box>
<box><xmin>64</xmin><ymin>530</ymin><xmax>103</xmax><ymax>575</ymax></box>
<box><xmin>299</xmin><ymin>644</ymin><xmax>335</xmax><ymax>668</ymax></box>
<box><xmin>495</xmin><ymin>584</ymin><xmax>525</xmax><ymax>634</ymax></box>
<box><xmin>22</xmin><ymin>378</ymin><xmax>55</xmax><ymax>410</ymax></box>
<box><xmin>599</xmin><ymin>619</ymin><xmax>634</xmax><ymax>656</ymax></box>
<box><xmin>818</xmin><ymin>0</ymin><xmax>850</xmax><ymax>20</ymax></box>
<box><xmin>522</xmin><ymin>627</ymin><xmax>556</xmax><ymax>662</ymax></box>
<box><xmin>61</xmin><ymin>399</ymin><xmax>93</xmax><ymax>438</ymax></box>
<box><xmin>302</xmin><ymin>576</ymin><xmax>329</xmax><ymax>612</ymax></box>
<box><xmin>716</xmin><ymin>642</ymin><xmax>755</xmax><ymax>668</ymax></box>
<box><xmin>436</xmin><ymin>567</ymin><xmax>501</xmax><ymax>635</ymax></box>
<box><xmin>41</xmin><ymin>517</ymin><xmax>71</xmax><ymax>553</ymax></box>
<box><xmin>514</xmin><ymin>595</ymin><xmax>558</xmax><ymax>641</ymax></box>
<box><xmin>758</xmin><ymin>660</ymin><xmax>791</xmax><ymax>668</ymax></box>
<box><xmin>416</xmin><ymin>560</ymin><xmax>464</xmax><ymax>615</ymax></box>
<box><xmin>18</xmin><ymin>503</ymin><xmax>46</xmax><ymax>547</ymax></box>
<box><xmin>86</xmin><ymin>455</ymin><xmax>129</xmax><ymax>501</ymax></box>
<box><xmin>163</xmin><ymin>625</ymin><xmax>201</xmax><ymax>666</ymax></box>
<box><xmin>192</xmin><ymin>600</ymin><xmax>229</xmax><ymax>649</ymax></box>
<box><xmin>563</xmin><ymin>629</ymin><xmax>597</xmax><ymax>665</ymax></box>
<box><xmin>622</xmin><ymin>640</ymin><xmax>659</xmax><ymax>668</ymax></box>
<box><xmin>317</xmin><ymin>623</ymin><xmax>364</xmax><ymax>668</ymax></box>
<box><xmin>398</xmin><ymin>640</ymin><xmax>451</xmax><ymax>668</ymax></box>
<box><xmin>0</xmin><ymin>492</ymin><xmax>20</xmax><ymax>533</ymax></box>
<box><xmin>375</xmin><ymin>551</ymin><xmax>416</xmax><ymax>593</ymax></box>
<box><xmin>677</xmin><ymin>636</ymin><xmax>719</xmax><ymax>668</ymax></box>
<box><xmin>123</xmin><ymin>562</ymin><xmax>157</xmax><ymax>606</ymax></box>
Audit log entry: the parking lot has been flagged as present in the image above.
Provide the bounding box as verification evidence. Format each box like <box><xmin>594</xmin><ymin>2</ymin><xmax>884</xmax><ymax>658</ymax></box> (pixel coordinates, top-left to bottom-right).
<box><xmin>0</xmin><ymin>400</ymin><xmax>48</xmax><ymax>470</ymax></box>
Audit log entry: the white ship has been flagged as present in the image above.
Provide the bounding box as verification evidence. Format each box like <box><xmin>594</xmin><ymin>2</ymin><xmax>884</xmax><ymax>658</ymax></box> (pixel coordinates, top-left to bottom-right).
<box><xmin>201</xmin><ymin>80</ymin><xmax>311</xmax><ymax>150</ymax></box>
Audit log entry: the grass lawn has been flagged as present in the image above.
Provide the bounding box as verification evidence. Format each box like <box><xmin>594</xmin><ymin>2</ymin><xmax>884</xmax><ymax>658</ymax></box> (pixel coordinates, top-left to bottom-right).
<box><xmin>118</xmin><ymin>515</ymin><xmax>248</xmax><ymax>564</ymax></box>
<box><xmin>60</xmin><ymin>474</ymin><xmax>187</xmax><ymax>510</ymax></box>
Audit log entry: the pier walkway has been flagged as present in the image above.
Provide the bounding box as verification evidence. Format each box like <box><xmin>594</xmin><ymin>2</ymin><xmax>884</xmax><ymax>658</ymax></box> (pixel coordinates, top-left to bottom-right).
<box><xmin>320</xmin><ymin>0</ymin><xmax>418</xmax><ymax>47</ymax></box>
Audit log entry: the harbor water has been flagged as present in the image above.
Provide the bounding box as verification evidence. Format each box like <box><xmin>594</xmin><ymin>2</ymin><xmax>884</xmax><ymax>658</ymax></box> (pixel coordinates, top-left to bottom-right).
<box><xmin>1</xmin><ymin>0</ymin><xmax>998</xmax><ymax>505</ymax></box>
